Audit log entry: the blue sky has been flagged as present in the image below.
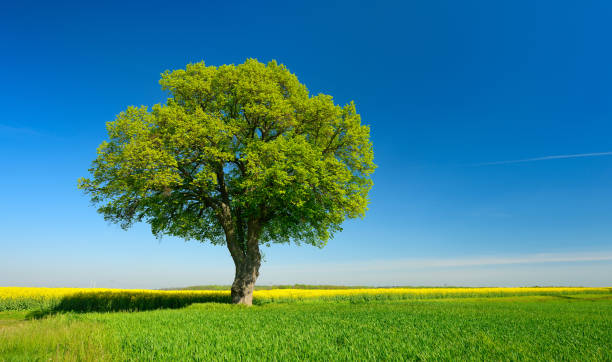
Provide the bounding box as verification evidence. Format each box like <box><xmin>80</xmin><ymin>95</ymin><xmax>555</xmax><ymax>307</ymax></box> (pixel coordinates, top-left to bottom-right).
<box><xmin>1</xmin><ymin>0</ymin><xmax>611</xmax><ymax>288</ymax></box>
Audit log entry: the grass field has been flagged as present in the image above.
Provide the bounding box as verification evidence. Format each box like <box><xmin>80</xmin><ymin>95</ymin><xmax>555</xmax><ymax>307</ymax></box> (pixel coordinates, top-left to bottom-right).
<box><xmin>0</xmin><ymin>288</ymin><xmax>610</xmax><ymax>360</ymax></box>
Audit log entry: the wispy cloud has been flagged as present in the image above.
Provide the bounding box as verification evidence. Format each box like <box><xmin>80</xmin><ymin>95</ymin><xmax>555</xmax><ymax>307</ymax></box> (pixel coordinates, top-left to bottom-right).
<box><xmin>370</xmin><ymin>252</ymin><xmax>612</xmax><ymax>269</ymax></box>
<box><xmin>260</xmin><ymin>252</ymin><xmax>612</xmax><ymax>287</ymax></box>
<box><xmin>268</xmin><ymin>251</ymin><xmax>612</xmax><ymax>273</ymax></box>
<box><xmin>0</xmin><ymin>124</ymin><xmax>44</xmax><ymax>137</ymax></box>
<box><xmin>474</xmin><ymin>151</ymin><xmax>612</xmax><ymax>166</ymax></box>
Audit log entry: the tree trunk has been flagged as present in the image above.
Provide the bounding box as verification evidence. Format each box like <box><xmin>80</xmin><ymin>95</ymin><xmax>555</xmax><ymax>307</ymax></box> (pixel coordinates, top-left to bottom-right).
<box><xmin>229</xmin><ymin>220</ymin><xmax>261</xmax><ymax>305</ymax></box>
<box><xmin>230</xmin><ymin>256</ymin><xmax>260</xmax><ymax>305</ymax></box>
<box><xmin>220</xmin><ymin>202</ymin><xmax>263</xmax><ymax>306</ymax></box>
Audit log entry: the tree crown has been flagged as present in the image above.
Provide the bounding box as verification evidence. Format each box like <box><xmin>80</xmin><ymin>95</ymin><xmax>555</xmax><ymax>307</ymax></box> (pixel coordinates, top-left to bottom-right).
<box><xmin>79</xmin><ymin>59</ymin><xmax>375</xmax><ymax>247</ymax></box>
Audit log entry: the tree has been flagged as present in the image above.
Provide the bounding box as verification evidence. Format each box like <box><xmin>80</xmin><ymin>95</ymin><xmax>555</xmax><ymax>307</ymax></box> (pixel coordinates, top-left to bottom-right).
<box><xmin>78</xmin><ymin>59</ymin><xmax>375</xmax><ymax>305</ymax></box>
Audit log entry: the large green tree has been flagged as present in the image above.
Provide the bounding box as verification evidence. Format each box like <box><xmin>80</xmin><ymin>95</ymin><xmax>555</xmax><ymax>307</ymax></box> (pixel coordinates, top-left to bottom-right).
<box><xmin>79</xmin><ymin>59</ymin><xmax>375</xmax><ymax>305</ymax></box>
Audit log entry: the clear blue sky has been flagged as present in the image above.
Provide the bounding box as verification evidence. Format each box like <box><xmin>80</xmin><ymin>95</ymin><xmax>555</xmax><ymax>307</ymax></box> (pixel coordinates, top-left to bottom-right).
<box><xmin>1</xmin><ymin>0</ymin><xmax>611</xmax><ymax>288</ymax></box>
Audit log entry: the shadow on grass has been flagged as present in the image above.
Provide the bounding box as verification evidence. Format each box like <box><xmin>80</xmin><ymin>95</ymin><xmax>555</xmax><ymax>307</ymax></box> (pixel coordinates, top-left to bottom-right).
<box><xmin>26</xmin><ymin>291</ymin><xmax>232</xmax><ymax>318</ymax></box>
<box><xmin>552</xmin><ymin>294</ymin><xmax>612</xmax><ymax>302</ymax></box>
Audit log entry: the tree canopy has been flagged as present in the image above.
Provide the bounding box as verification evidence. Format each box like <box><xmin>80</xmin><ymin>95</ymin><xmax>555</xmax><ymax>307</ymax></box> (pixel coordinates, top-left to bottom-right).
<box><xmin>79</xmin><ymin>59</ymin><xmax>375</xmax><ymax>304</ymax></box>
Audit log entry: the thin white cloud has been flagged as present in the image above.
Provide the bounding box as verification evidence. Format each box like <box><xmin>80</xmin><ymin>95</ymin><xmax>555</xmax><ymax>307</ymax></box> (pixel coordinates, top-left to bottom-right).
<box><xmin>267</xmin><ymin>251</ymin><xmax>612</xmax><ymax>273</ymax></box>
<box><xmin>259</xmin><ymin>251</ymin><xmax>612</xmax><ymax>287</ymax></box>
<box><xmin>0</xmin><ymin>124</ymin><xmax>43</xmax><ymax>137</ymax></box>
<box><xmin>474</xmin><ymin>151</ymin><xmax>612</xmax><ymax>166</ymax></box>
<box><xmin>369</xmin><ymin>252</ymin><xmax>612</xmax><ymax>269</ymax></box>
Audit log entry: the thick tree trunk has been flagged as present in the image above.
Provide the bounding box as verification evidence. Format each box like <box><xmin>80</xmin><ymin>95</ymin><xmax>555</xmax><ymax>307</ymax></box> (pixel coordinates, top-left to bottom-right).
<box><xmin>230</xmin><ymin>256</ymin><xmax>260</xmax><ymax>305</ymax></box>
<box><xmin>219</xmin><ymin>199</ymin><xmax>263</xmax><ymax>306</ymax></box>
<box><xmin>228</xmin><ymin>219</ymin><xmax>262</xmax><ymax>306</ymax></box>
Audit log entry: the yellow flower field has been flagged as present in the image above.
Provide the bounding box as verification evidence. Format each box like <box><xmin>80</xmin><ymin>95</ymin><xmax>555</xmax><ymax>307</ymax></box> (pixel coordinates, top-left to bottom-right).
<box><xmin>257</xmin><ymin>286</ymin><xmax>612</xmax><ymax>301</ymax></box>
<box><xmin>1</xmin><ymin>286</ymin><xmax>609</xmax><ymax>300</ymax></box>
<box><xmin>0</xmin><ymin>287</ymin><xmax>228</xmax><ymax>300</ymax></box>
<box><xmin>0</xmin><ymin>286</ymin><xmax>610</xmax><ymax>312</ymax></box>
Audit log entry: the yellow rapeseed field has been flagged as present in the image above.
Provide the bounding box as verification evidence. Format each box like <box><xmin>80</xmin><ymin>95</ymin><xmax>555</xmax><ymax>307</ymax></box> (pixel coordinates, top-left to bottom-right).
<box><xmin>254</xmin><ymin>286</ymin><xmax>610</xmax><ymax>300</ymax></box>
<box><xmin>0</xmin><ymin>287</ymin><xmax>228</xmax><ymax>300</ymax></box>
<box><xmin>1</xmin><ymin>286</ymin><xmax>610</xmax><ymax>299</ymax></box>
<box><xmin>0</xmin><ymin>286</ymin><xmax>608</xmax><ymax>301</ymax></box>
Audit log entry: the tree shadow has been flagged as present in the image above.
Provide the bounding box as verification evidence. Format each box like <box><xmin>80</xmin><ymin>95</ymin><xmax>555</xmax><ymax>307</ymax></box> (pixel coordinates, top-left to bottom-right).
<box><xmin>26</xmin><ymin>291</ymin><xmax>232</xmax><ymax>319</ymax></box>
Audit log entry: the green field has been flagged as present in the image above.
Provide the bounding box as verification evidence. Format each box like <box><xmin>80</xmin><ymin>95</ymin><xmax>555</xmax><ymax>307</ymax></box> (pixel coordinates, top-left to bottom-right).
<box><xmin>1</xmin><ymin>294</ymin><xmax>611</xmax><ymax>361</ymax></box>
